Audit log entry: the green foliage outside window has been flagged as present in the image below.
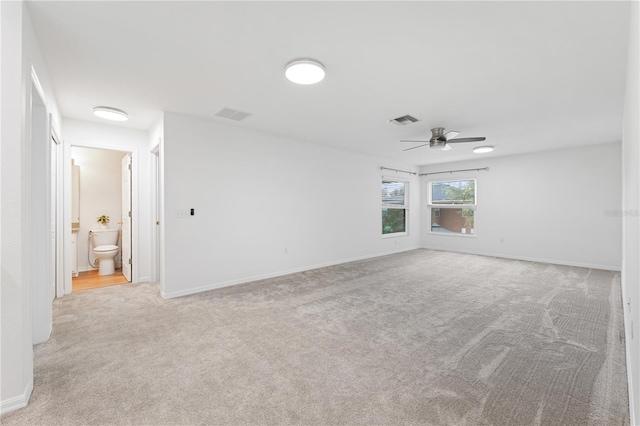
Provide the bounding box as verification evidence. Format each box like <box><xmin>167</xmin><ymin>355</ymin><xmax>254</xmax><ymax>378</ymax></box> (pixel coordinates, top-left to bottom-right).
<box><xmin>382</xmin><ymin>208</ymin><xmax>406</xmax><ymax>234</ymax></box>
<box><xmin>444</xmin><ymin>181</ymin><xmax>474</xmax><ymax>227</ymax></box>
<box><xmin>382</xmin><ymin>180</ymin><xmax>407</xmax><ymax>235</ymax></box>
<box><xmin>442</xmin><ymin>180</ymin><xmax>475</xmax><ymax>204</ymax></box>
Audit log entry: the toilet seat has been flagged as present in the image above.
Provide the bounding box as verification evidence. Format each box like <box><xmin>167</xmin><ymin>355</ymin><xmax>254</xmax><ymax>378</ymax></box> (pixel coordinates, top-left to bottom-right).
<box><xmin>94</xmin><ymin>244</ymin><xmax>118</xmax><ymax>252</ymax></box>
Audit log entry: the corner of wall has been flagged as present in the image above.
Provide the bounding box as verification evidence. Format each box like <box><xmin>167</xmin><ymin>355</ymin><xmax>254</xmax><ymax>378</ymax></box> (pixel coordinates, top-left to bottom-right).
<box><xmin>621</xmin><ymin>1</ymin><xmax>640</xmax><ymax>424</ymax></box>
<box><xmin>1</xmin><ymin>0</ymin><xmax>35</xmax><ymax>413</ymax></box>
<box><xmin>0</xmin><ymin>381</ymin><xmax>33</xmax><ymax>415</ymax></box>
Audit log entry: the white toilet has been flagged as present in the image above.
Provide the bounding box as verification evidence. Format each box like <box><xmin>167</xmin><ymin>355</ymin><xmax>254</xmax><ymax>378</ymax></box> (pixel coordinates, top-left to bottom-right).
<box><xmin>91</xmin><ymin>228</ymin><xmax>119</xmax><ymax>276</ymax></box>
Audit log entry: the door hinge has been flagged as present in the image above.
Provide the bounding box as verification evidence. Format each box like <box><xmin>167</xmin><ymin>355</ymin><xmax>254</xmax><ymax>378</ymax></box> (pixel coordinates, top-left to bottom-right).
<box><xmin>128</xmin><ymin>211</ymin><xmax>132</xmax><ymax>218</ymax></box>
<box><xmin>128</xmin><ymin>258</ymin><xmax>132</xmax><ymax>265</ymax></box>
<box><xmin>128</xmin><ymin>163</ymin><xmax>132</xmax><ymax>171</ymax></box>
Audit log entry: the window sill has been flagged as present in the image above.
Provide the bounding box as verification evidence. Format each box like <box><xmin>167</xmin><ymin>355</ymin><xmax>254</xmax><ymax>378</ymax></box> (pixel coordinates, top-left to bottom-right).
<box><xmin>382</xmin><ymin>232</ymin><xmax>408</xmax><ymax>239</ymax></box>
<box><xmin>428</xmin><ymin>231</ymin><xmax>476</xmax><ymax>238</ymax></box>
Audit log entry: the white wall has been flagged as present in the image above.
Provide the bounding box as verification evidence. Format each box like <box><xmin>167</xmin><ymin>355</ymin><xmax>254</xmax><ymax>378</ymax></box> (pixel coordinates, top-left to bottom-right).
<box><xmin>162</xmin><ymin>112</ymin><xmax>420</xmax><ymax>298</ymax></box>
<box><xmin>22</xmin><ymin>5</ymin><xmax>61</xmax><ymax>135</ymax></box>
<box><xmin>1</xmin><ymin>1</ymin><xmax>32</xmax><ymax>414</ymax></box>
<box><xmin>71</xmin><ymin>147</ymin><xmax>127</xmax><ymax>272</ymax></box>
<box><xmin>421</xmin><ymin>143</ymin><xmax>622</xmax><ymax>270</ymax></box>
<box><xmin>63</xmin><ymin>119</ymin><xmax>152</xmax><ymax>285</ymax></box>
<box><xmin>621</xmin><ymin>1</ymin><xmax>639</xmax><ymax>423</ymax></box>
<box><xmin>1</xmin><ymin>1</ymin><xmax>62</xmax><ymax>413</ymax></box>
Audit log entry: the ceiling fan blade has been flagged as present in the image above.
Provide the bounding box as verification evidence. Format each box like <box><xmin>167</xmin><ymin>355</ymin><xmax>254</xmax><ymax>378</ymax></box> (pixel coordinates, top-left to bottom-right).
<box><xmin>443</xmin><ymin>131</ymin><xmax>460</xmax><ymax>140</ymax></box>
<box><xmin>400</xmin><ymin>139</ymin><xmax>430</xmax><ymax>143</ymax></box>
<box><xmin>441</xmin><ymin>145</ymin><xmax>452</xmax><ymax>151</ymax></box>
<box><xmin>403</xmin><ymin>143</ymin><xmax>430</xmax><ymax>151</ymax></box>
<box><xmin>447</xmin><ymin>137</ymin><xmax>486</xmax><ymax>144</ymax></box>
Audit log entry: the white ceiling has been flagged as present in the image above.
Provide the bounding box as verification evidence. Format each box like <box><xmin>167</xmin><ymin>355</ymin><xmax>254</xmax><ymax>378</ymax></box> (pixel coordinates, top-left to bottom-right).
<box><xmin>27</xmin><ymin>1</ymin><xmax>631</xmax><ymax>165</ymax></box>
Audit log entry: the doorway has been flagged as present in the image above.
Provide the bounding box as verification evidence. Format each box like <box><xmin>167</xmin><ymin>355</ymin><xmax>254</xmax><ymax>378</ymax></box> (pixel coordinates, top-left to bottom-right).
<box><xmin>30</xmin><ymin>72</ymin><xmax>53</xmax><ymax>344</ymax></box>
<box><xmin>70</xmin><ymin>146</ymin><xmax>132</xmax><ymax>292</ymax></box>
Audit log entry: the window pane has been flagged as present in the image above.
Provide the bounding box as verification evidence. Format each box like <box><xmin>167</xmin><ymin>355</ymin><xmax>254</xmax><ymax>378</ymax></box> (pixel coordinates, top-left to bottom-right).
<box><xmin>382</xmin><ymin>181</ymin><xmax>405</xmax><ymax>205</ymax></box>
<box><xmin>431</xmin><ymin>180</ymin><xmax>475</xmax><ymax>204</ymax></box>
<box><xmin>382</xmin><ymin>208</ymin><xmax>406</xmax><ymax>234</ymax></box>
<box><xmin>431</xmin><ymin>208</ymin><xmax>474</xmax><ymax>234</ymax></box>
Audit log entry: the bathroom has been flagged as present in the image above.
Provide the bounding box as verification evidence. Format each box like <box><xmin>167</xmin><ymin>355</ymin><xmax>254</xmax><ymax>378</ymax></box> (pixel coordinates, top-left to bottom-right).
<box><xmin>71</xmin><ymin>146</ymin><xmax>131</xmax><ymax>290</ymax></box>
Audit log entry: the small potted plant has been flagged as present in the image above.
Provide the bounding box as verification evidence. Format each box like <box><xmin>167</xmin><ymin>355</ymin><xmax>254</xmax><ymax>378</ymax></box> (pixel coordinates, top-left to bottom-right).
<box><xmin>97</xmin><ymin>215</ymin><xmax>110</xmax><ymax>229</ymax></box>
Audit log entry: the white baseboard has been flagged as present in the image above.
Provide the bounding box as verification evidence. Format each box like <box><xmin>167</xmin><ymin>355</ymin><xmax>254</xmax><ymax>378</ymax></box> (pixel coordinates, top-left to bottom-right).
<box><xmin>161</xmin><ymin>247</ymin><xmax>420</xmax><ymax>299</ymax></box>
<box><xmin>627</xmin><ymin>341</ymin><xmax>637</xmax><ymax>426</ymax></box>
<box><xmin>620</xmin><ymin>281</ymin><xmax>637</xmax><ymax>426</ymax></box>
<box><xmin>137</xmin><ymin>276</ymin><xmax>150</xmax><ymax>283</ymax></box>
<box><xmin>420</xmin><ymin>246</ymin><xmax>622</xmax><ymax>272</ymax></box>
<box><xmin>0</xmin><ymin>381</ymin><xmax>32</xmax><ymax>415</ymax></box>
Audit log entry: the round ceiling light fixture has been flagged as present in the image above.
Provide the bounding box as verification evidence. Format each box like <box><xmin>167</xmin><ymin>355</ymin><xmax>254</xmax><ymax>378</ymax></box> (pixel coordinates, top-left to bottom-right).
<box><xmin>93</xmin><ymin>106</ymin><xmax>129</xmax><ymax>121</ymax></box>
<box><xmin>473</xmin><ymin>146</ymin><xmax>494</xmax><ymax>154</ymax></box>
<box><xmin>285</xmin><ymin>58</ymin><xmax>325</xmax><ymax>85</ymax></box>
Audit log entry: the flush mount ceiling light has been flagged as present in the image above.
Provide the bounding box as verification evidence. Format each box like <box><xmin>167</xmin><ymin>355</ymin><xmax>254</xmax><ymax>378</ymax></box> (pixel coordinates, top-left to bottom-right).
<box><xmin>473</xmin><ymin>146</ymin><xmax>494</xmax><ymax>154</ymax></box>
<box><xmin>93</xmin><ymin>106</ymin><xmax>129</xmax><ymax>121</ymax></box>
<box><xmin>285</xmin><ymin>58</ymin><xmax>325</xmax><ymax>85</ymax></box>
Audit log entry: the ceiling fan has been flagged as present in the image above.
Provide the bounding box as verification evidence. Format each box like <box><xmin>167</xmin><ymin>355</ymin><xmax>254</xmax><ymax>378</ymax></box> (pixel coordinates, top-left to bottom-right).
<box><xmin>401</xmin><ymin>127</ymin><xmax>486</xmax><ymax>151</ymax></box>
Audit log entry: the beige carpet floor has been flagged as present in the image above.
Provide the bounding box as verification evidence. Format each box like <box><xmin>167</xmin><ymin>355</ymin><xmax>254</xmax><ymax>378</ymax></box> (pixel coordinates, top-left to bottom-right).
<box><xmin>1</xmin><ymin>249</ymin><xmax>629</xmax><ymax>425</ymax></box>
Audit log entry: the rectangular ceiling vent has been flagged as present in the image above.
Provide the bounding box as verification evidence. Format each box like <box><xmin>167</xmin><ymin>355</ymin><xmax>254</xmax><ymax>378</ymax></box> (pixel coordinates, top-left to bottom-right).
<box><xmin>215</xmin><ymin>108</ymin><xmax>251</xmax><ymax>121</ymax></box>
<box><xmin>387</xmin><ymin>114</ymin><xmax>419</xmax><ymax>126</ymax></box>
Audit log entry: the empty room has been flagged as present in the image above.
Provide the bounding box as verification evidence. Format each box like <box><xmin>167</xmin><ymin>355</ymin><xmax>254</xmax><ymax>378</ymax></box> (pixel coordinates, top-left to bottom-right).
<box><xmin>1</xmin><ymin>1</ymin><xmax>638</xmax><ymax>425</ymax></box>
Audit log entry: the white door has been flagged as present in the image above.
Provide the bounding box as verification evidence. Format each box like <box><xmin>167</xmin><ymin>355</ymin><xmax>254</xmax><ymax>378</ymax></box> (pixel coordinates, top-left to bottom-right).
<box><xmin>121</xmin><ymin>154</ymin><xmax>132</xmax><ymax>282</ymax></box>
<box><xmin>153</xmin><ymin>149</ymin><xmax>161</xmax><ymax>283</ymax></box>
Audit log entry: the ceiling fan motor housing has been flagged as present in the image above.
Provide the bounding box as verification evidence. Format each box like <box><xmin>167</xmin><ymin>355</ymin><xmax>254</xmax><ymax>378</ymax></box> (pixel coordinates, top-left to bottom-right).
<box><xmin>430</xmin><ymin>127</ymin><xmax>447</xmax><ymax>148</ymax></box>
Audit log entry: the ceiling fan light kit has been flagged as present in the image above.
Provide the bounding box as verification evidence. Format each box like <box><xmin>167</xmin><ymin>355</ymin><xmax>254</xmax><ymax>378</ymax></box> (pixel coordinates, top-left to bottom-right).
<box><xmin>93</xmin><ymin>106</ymin><xmax>129</xmax><ymax>121</ymax></box>
<box><xmin>430</xmin><ymin>139</ymin><xmax>446</xmax><ymax>149</ymax></box>
<box><xmin>285</xmin><ymin>58</ymin><xmax>325</xmax><ymax>85</ymax></box>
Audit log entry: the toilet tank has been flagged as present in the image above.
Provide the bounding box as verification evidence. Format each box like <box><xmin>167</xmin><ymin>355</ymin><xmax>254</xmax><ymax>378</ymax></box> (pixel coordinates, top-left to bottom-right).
<box><xmin>91</xmin><ymin>229</ymin><xmax>119</xmax><ymax>247</ymax></box>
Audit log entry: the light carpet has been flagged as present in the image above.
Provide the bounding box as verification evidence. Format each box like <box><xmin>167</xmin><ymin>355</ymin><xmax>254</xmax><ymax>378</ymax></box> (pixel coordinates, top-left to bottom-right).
<box><xmin>1</xmin><ymin>249</ymin><xmax>629</xmax><ymax>425</ymax></box>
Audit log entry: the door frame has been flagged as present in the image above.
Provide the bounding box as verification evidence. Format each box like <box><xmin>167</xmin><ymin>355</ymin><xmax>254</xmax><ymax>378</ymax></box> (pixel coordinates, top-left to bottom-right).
<box><xmin>63</xmin><ymin>142</ymin><xmax>140</xmax><ymax>294</ymax></box>
<box><xmin>52</xmin><ymin>128</ymin><xmax>64</xmax><ymax>298</ymax></box>
<box><xmin>150</xmin><ymin>142</ymin><xmax>162</xmax><ymax>284</ymax></box>
<box><xmin>121</xmin><ymin>153</ymin><xmax>133</xmax><ymax>282</ymax></box>
<box><xmin>29</xmin><ymin>67</ymin><xmax>53</xmax><ymax>343</ymax></box>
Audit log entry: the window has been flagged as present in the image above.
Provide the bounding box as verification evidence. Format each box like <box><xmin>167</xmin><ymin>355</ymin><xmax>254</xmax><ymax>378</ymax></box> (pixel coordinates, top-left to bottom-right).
<box><xmin>382</xmin><ymin>179</ymin><xmax>408</xmax><ymax>235</ymax></box>
<box><xmin>429</xmin><ymin>179</ymin><xmax>476</xmax><ymax>235</ymax></box>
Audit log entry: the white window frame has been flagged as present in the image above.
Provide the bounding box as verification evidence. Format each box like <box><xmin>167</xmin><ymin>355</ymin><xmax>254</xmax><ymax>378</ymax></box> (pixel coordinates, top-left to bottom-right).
<box><xmin>428</xmin><ymin>178</ymin><xmax>476</xmax><ymax>237</ymax></box>
<box><xmin>382</xmin><ymin>177</ymin><xmax>409</xmax><ymax>238</ymax></box>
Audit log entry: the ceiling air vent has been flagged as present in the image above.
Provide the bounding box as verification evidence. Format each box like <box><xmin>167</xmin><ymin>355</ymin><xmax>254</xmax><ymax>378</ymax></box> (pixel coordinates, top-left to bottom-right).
<box><xmin>387</xmin><ymin>114</ymin><xmax>419</xmax><ymax>126</ymax></box>
<box><xmin>215</xmin><ymin>108</ymin><xmax>251</xmax><ymax>121</ymax></box>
